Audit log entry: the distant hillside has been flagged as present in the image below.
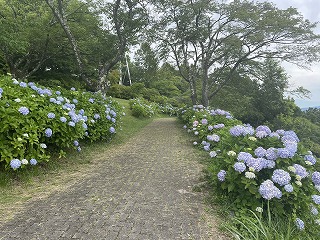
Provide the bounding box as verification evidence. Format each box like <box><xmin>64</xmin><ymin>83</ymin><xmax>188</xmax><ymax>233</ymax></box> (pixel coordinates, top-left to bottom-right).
<box><xmin>301</xmin><ymin>106</ymin><xmax>320</xmax><ymax>111</ymax></box>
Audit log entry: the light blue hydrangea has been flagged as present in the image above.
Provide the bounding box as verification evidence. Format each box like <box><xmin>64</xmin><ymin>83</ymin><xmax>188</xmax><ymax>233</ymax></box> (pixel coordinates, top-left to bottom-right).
<box><xmin>73</xmin><ymin>99</ymin><xmax>78</xmax><ymax>104</ymax></box>
<box><xmin>18</xmin><ymin>107</ymin><xmax>30</xmax><ymax>115</ymax></box>
<box><xmin>89</xmin><ymin>98</ymin><xmax>94</xmax><ymax>103</ymax></box>
<box><xmin>214</xmin><ymin>123</ymin><xmax>225</xmax><ymax>129</ymax></box>
<box><xmin>47</xmin><ymin>112</ymin><xmax>55</xmax><ymax>119</ymax></box>
<box><xmin>56</xmin><ymin>91</ymin><xmax>61</xmax><ymax>95</ymax></box>
<box><xmin>204</xmin><ymin>145</ymin><xmax>210</xmax><ymax>151</ymax></box>
<box><xmin>30</xmin><ymin>158</ymin><xmax>37</xmax><ymax>165</ymax></box>
<box><xmin>94</xmin><ymin>114</ymin><xmax>100</xmax><ymax>119</ymax></box>
<box><xmin>277</xmin><ymin>148</ymin><xmax>291</xmax><ymax>158</ymax></box>
<box><xmin>207</xmin><ymin>134</ymin><xmax>220</xmax><ymax>142</ymax></box>
<box><xmin>255</xmin><ymin>131</ymin><xmax>268</xmax><ymax>139</ymax></box>
<box><xmin>68</xmin><ymin>121</ymin><xmax>75</xmax><ymax>127</ymax></box>
<box><xmin>82</xmin><ymin>123</ymin><xmax>88</xmax><ymax>130</ymax></box>
<box><xmin>106</xmin><ymin>115</ymin><xmax>111</xmax><ymax>120</ymax></box>
<box><xmin>111</xmin><ymin>118</ymin><xmax>116</xmax><ymax>123</ymax></box>
<box><xmin>312</xmin><ymin>195</ymin><xmax>320</xmax><ymax>204</ymax></box>
<box><xmin>265</xmin><ymin>160</ymin><xmax>276</xmax><ymax>169</ymax></box>
<box><xmin>311</xmin><ymin>205</ymin><xmax>319</xmax><ymax>215</ymax></box>
<box><xmin>110</xmin><ymin>110</ymin><xmax>117</xmax><ymax>117</ymax></box>
<box><xmin>266</xmin><ymin>148</ymin><xmax>277</xmax><ymax>160</ymax></box>
<box><xmin>272</xmin><ymin>169</ymin><xmax>291</xmax><ymax>186</ymax></box>
<box><xmin>254</xmin><ymin>147</ymin><xmax>266</xmax><ymax>158</ymax></box>
<box><xmin>45</xmin><ymin>128</ymin><xmax>53</xmax><ymax>137</ymax></box>
<box><xmin>79</xmin><ymin>109</ymin><xmax>85</xmax><ymax>115</ymax></box>
<box><xmin>305</xmin><ymin>155</ymin><xmax>317</xmax><ymax>165</ymax></box>
<box><xmin>259</xmin><ymin>180</ymin><xmax>282</xmax><ymax>200</ymax></box>
<box><xmin>237</xmin><ymin>152</ymin><xmax>252</xmax><ymax>162</ymax></box>
<box><xmin>201</xmin><ymin>119</ymin><xmax>208</xmax><ymax>125</ymax></box>
<box><xmin>10</xmin><ymin>159</ymin><xmax>21</xmax><ymax>170</ymax></box>
<box><xmin>269</xmin><ymin>132</ymin><xmax>280</xmax><ymax>139</ymax></box>
<box><xmin>209</xmin><ymin>151</ymin><xmax>217</xmax><ymax>158</ymax></box>
<box><xmin>74</xmin><ymin>140</ymin><xmax>79</xmax><ymax>147</ymax></box>
<box><xmin>293</xmin><ymin>164</ymin><xmax>308</xmax><ymax>179</ymax></box>
<box><xmin>234</xmin><ymin>162</ymin><xmax>246</xmax><ymax>173</ymax></box>
<box><xmin>256</xmin><ymin>125</ymin><xmax>272</xmax><ymax>135</ymax></box>
<box><xmin>217</xmin><ymin>170</ymin><xmax>226</xmax><ymax>182</ymax></box>
<box><xmin>19</xmin><ymin>82</ymin><xmax>27</xmax><ymax>88</ymax></box>
<box><xmin>70</xmin><ymin>87</ymin><xmax>76</xmax><ymax>91</ymax></box>
<box><xmin>245</xmin><ymin>157</ymin><xmax>265</xmax><ymax>172</ymax></box>
<box><xmin>229</xmin><ymin>125</ymin><xmax>244</xmax><ymax>137</ymax></box>
<box><xmin>60</xmin><ymin>117</ymin><xmax>67</xmax><ymax>123</ymax></box>
<box><xmin>109</xmin><ymin>127</ymin><xmax>116</xmax><ymax>133</ymax></box>
<box><xmin>0</xmin><ymin>88</ymin><xmax>3</xmax><ymax>94</ymax></box>
<box><xmin>295</xmin><ymin>218</ymin><xmax>304</xmax><ymax>230</ymax></box>
<box><xmin>284</xmin><ymin>184</ymin><xmax>293</xmax><ymax>192</ymax></box>
<box><xmin>313</xmin><ymin>172</ymin><xmax>320</xmax><ymax>185</ymax></box>
<box><xmin>208</xmin><ymin>125</ymin><xmax>213</xmax><ymax>131</ymax></box>
<box><xmin>77</xmin><ymin>146</ymin><xmax>81</xmax><ymax>152</ymax></box>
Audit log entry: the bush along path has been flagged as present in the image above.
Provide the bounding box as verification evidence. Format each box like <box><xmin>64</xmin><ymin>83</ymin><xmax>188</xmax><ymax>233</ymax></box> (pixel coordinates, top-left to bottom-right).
<box><xmin>0</xmin><ymin>118</ymin><xmax>229</xmax><ymax>240</ymax></box>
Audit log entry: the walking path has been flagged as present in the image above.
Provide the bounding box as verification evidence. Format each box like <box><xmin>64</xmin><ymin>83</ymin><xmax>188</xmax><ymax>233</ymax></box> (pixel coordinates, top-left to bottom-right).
<box><xmin>0</xmin><ymin>118</ymin><xmax>228</xmax><ymax>240</ymax></box>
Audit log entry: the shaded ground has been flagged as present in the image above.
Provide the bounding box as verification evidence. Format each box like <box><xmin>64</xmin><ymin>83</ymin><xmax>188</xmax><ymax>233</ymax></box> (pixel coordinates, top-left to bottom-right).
<box><xmin>0</xmin><ymin>118</ymin><xmax>229</xmax><ymax>239</ymax></box>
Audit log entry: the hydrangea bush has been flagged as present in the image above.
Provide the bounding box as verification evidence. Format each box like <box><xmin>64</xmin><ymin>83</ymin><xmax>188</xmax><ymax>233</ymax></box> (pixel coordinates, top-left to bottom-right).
<box><xmin>0</xmin><ymin>75</ymin><xmax>122</xmax><ymax>170</ymax></box>
<box><xmin>180</xmin><ymin>105</ymin><xmax>320</xmax><ymax>234</ymax></box>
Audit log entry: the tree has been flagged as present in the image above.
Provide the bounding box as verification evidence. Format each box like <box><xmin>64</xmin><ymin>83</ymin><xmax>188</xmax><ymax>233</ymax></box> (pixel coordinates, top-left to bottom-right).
<box><xmin>93</xmin><ymin>0</ymin><xmax>148</xmax><ymax>90</ymax></box>
<box><xmin>152</xmin><ymin>0</ymin><xmax>320</xmax><ymax>106</ymax></box>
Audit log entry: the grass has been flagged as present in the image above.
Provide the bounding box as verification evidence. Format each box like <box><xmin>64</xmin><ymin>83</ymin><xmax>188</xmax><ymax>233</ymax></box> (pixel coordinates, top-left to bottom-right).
<box><xmin>0</xmin><ymin>98</ymin><xmax>154</xmax><ymax>223</ymax></box>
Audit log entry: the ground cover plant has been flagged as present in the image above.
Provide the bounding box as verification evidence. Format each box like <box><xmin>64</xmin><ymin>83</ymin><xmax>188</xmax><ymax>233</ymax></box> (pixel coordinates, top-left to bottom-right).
<box><xmin>180</xmin><ymin>105</ymin><xmax>320</xmax><ymax>239</ymax></box>
<box><xmin>0</xmin><ymin>74</ymin><xmax>122</xmax><ymax>170</ymax></box>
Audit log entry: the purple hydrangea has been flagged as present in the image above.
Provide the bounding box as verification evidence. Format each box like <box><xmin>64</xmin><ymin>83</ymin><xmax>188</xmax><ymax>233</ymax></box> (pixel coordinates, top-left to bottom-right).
<box><xmin>295</xmin><ymin>218</ymin><xmax>304</xmax><ymax>230</ymax></box>
<box><xmin>89</xmin><ymin>98</ymin><xmax>95</xmax><ymax>103</ymax></box>
<box><xmin>110</xmin><ymin>110</ymin><xmax>117</xmax><ymax>117</ymax></box>
<box><xmin>259</xmin><ymin>180</ymin><xmax>282</xmax><ymax>200</ymax></box>
<box><xmin>234</xmin><ymin>162</ymin><xmax>246</xmax><ymax>173</ymax></box>
<box><xmin>111</xmin><ymin>118</ymin><xmax>116</xmax><ymax>123</ymax></box>
<box><xmin>305</xmin><ymin>155</ymin><xmax>317</xmax><ymax>165</ymax></box>
<box><xmin>79</xmin><ymin>109</ymin><xmax>85</xmax><ymax>115</ymax></box>
<box><xmin>272</xmin><ymin>169</ymin><xmax>291</xmax><ymax>186</ymax></box>
<box><xmin>254</xmin><ymin>147</ymin><xmax>266</xmax><ymax>158</ymax></box>
<box><xmin>18</xmin><ymin>107</ymin><xmax>29</xmax><ymax>115</ymax></box>
<box><xmin>10</xmin><ymin>159</ymin><xmax>21</xmax><ymax>170</ymax></box>
<box><xmin>284</xmin><ymin>184</ymin><xmax>293</xmax><ymax>192</ymax></box>
<box><xmin>45</xmin><ymin>128</ymin><xmax>53</xmax><ymax>137</ymax></box>
<box><xmin>94</xmin><ymin>114</ymin><xmax>100</xmax><ymax>119</ymax></box>
<box><xmin>82</xmin><ymin>123</ymin><xmax>88</xmax><ymax>130</ymax></box>
<box><xmin>56</xmin><ymin>91</ymin><xmax>61</xmax><ymax>95</ymax></box>
<box><xmin>208</xmin><ymin>125</ymin><xmax>213</xmax><ymax>131</ymax></box>
<box><xmin>312</xmin><ymin>172</ymin><xmax>320</xmax><ymax>185</ymax></box>
<box><xmin>30</xmin><ymin>158</ymin><xmax>37</xmax><ymax>165</ymax></box>
<box><xmin>217</xmin><ymin>170</ymin><xmax>226</xmax><ymax>182</ymax></box>
<box><xmin>312</xmin><ymin>195</ymin><xmax>320</xmax><ymax>205</ymax></box>
<box><xmin>269</xmin><ymin>132</ymin><xmax>280</xmax><ymax>139</ymax></box>
<box><xmin>293</xmin><ymin>164</ymin><xmax>308</xmax><ymax>179</ymax></box>
<box><xmin>47</xmin><ymin>112</ymin><xmax>55</xmax><ymax>119</ymax></box>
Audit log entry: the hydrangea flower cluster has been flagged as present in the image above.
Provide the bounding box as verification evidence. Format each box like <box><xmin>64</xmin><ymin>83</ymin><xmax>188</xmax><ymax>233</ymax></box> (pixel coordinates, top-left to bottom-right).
<box><xmin>259</xmin><ymin>180</ymin><xmax>282</xmax><ymax>200</ymax></box>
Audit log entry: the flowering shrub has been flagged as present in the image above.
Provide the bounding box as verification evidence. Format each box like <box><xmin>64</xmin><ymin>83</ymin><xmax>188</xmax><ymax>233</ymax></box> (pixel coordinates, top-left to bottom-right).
<box><xmin>129</xmin><ymin>98</ymin><xmax>178</xmax><ymax>118</ymax></box>
<box><xmin>0</xmin><ymin>75</ymin><xmax>122</xmax><ymax>170</ymax></box>
<box><xmin>180</xmin><ymin>105</ymin><xmax>320</xmax><ymax>234</ymax></box>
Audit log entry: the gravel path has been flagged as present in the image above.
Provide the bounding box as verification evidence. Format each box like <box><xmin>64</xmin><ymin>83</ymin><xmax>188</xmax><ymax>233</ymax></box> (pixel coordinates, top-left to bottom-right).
<box><xmin>0</xmin><ymin>118</ymin><xmax>229</xmax><ymax>240</ymax></box>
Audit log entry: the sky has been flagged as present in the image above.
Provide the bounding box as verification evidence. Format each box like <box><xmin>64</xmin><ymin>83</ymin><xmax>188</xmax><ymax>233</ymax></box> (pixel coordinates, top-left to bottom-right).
<box><xmin>256</xmin><ymin>0</ymin><xmax>320</xmax><ymax>108</ymax></box>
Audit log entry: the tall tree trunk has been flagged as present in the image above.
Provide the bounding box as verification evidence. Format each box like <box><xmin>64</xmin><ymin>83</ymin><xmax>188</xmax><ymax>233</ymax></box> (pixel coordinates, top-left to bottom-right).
<box><xmin>201</xmin><ymin>63</ymin><xmax>209</xmax><ymax>107</ymax></box>
<box><xmin>45</xmin><ymin>0</ymin><xmax>91</xmax><ymax>86</ymax></box>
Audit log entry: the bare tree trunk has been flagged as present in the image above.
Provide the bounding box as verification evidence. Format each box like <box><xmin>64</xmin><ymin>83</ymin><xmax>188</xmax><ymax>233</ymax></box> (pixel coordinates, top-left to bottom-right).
<box><xmin>45</xmin><ymin>0</ymin><xmax>91</xmax><ymax>86</ymax></box>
